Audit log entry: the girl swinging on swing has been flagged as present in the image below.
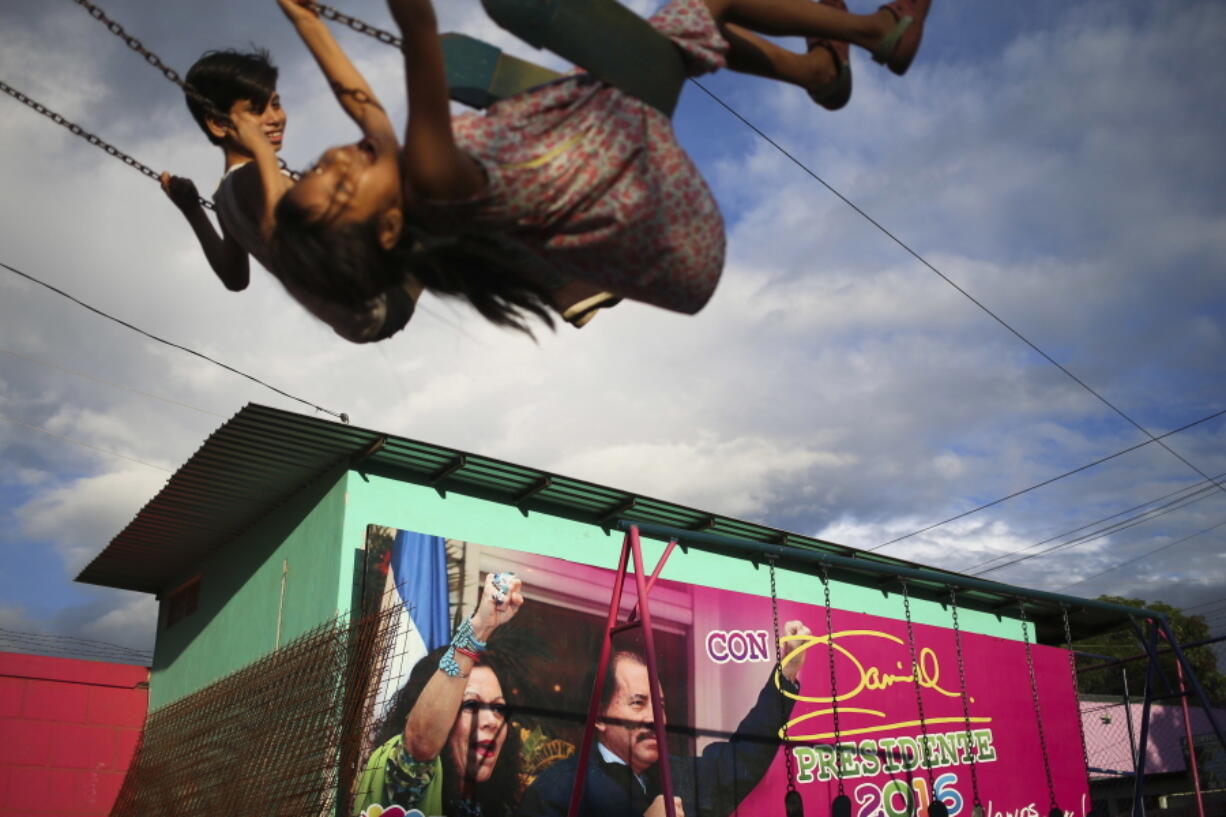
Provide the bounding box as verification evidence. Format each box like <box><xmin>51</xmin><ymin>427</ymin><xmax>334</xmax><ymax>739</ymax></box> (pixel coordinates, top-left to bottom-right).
<box><xmin>258</xmin><ymin>0</ymin><xmax>933</xmax><ymax>340</ymax></box>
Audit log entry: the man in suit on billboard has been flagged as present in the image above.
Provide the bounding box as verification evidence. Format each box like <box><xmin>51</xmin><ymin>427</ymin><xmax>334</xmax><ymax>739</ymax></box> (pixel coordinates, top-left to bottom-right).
<box><xmin>517</xmin><ymin>619</ymin><xmax>810</xmax><ymax>817</ymax></box>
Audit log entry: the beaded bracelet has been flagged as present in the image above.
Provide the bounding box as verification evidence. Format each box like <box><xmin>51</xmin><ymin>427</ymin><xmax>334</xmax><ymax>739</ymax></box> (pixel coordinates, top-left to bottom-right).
<box><xmin>454</xmin><ymin>646</ymin><xmax>481</xmax><ymax>663</ymax></box>
<box><xmin>440</xmin><ymin>617</ymin><xmax>488</xmax><ymax>678</ymax></box>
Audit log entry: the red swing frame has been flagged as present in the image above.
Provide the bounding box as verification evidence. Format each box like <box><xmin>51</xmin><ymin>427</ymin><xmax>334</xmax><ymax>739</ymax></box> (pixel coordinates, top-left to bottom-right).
<box><xmin>566</xmin><ymin>524</ymin><xmax>681</xmax><ymax>817</ymax></box>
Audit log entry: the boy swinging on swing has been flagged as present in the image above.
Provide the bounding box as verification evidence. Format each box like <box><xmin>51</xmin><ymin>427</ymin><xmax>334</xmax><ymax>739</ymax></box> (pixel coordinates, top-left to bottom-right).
<box><xmin>159</xmin><ymin>48</ymin><xmax>419</xmax><ymax>342</ymax></box>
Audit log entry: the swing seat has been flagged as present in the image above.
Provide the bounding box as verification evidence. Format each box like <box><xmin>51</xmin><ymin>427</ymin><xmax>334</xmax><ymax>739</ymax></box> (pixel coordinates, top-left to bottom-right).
<box><xmin>442</xmin><ymin>33</ymin><xmax>564</xmax><ymax>108</ymax></box>
<box><xmin>479</xmin><ymin>0</ymin><xmax>687</xmax><ymax>115</ymax></box>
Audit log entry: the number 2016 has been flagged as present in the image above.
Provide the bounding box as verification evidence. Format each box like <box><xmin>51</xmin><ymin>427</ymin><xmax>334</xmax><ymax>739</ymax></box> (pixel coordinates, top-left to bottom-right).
<box><xmin>854</xmin><ymin>772</ymin><xmax>964</xmax><ymax>817</ymax></box>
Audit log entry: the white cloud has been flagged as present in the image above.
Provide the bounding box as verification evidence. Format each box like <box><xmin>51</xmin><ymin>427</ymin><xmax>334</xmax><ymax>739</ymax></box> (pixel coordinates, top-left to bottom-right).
<box><xmin>0</xmin><ymin>0</ymin><xmax>1224</xmax><ymax>649</ymax></box>
<box><xmin>550</xmin><ymin>434</ymin><xmax>856</xmax><ymax>519</ymax></box>
<box><xmin>14</xmin><ymin>466</ymin><xmax>168</xmax><ymax>571</ymax></box>
<box><xmin>75</xmin><ymin>593</ymin><xmax>158</xmax><ymax>651</ymax></box>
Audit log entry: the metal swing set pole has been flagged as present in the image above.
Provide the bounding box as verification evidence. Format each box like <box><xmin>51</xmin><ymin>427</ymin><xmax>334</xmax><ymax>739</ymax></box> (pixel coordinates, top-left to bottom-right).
<box><xmin>567</xmin><ymin>525</ymin><xmax>680</xmax><ymax>817</ymax></box>
<box><xmin>1130</xmin><ymin>621</ymin><xmax>1159</xmax><ymax>817</ymax></box>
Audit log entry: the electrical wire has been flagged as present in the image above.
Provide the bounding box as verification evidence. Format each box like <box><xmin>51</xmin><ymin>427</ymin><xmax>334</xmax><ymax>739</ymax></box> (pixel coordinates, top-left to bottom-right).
<box><xmin>968</xmin><ymin>471</ymin><xmax>1226</xmax><ymax>575</ymax></box>
<box><xmin>861</xmin><ymin>407</ymin><xmax>1226</xmax><ymax>552</ymax></box>
<box><xmin>966</xmin><ymin>470</ymin><xmax>1226</xmax><ymax>573</ymax></box>
<box><xmin>1181</xmin><ymin>597</ymin><xmax>1226</xmax><ymax>613</ymax></box>
<box><xmin>0</xmin><ymin>410</ymin><xmax>171</xmax><ymax>472</ymax></box>
<box><xmin>689</xmin><ymin>77</ymin><xmax>1226</xmax><ymax>524</ymax></box>
<box><xmin>1</xmin><ymin>347</ymin><xmax>223</xmax><ymax>418</ymax></box>
<box><xmin>1054</xmin><ymin>517</ymin><xmax>1226</xmax><ymax>591</ymax></box>
<box><xmin>974</xmin><ymin>490</ymin><xmax>1217</xmax><ymax>577</ymax></box>
<box><xmin>1</xmin><ymin>260</ymin><xmax>348</xmax><ymax>423</ymax></box>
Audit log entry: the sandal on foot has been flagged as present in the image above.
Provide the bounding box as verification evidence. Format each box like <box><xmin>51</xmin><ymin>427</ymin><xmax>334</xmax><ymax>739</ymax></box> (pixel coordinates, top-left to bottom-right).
<box><xmin>563</xmin><ymin>291</ymin><xmax>622</xmax><ymax>328</ymax></box>
<box><xmin>871</xmin><ymin>0</ymin><xmax>932</xmax><ymax>76</ymax></box>
<box><xmin>806</xmin><ymin>0</ymin><xmax>852</xmax><ymax>110</ymax></box>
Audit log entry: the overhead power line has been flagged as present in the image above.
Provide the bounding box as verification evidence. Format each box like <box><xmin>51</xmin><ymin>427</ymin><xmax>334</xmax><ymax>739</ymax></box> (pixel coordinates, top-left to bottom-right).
<box><xmin>974</xmin><ymin>487</ymin><xmax>1215</xmax><ymax>576</ymax></box>
<box><xmin>0</xmin><ymin>410</ymin><xmax>171</xmax><ymax>472</ymax></box>
<box><xmin>1182</xmin><ymin>597</ymin><xmax>1226</xmax><ymax>613</ymax></box>
<box><xmin>864</xmin><ymin>407</ymin><xmax>1226</xmax><ymax>552</ymax></box>
<box><xmin>1055</xmin><ymin>517</ymin><xmax>1226</xmax><ymax>591</ymax></box>
<box><xmin>1</xmin><ymin>261</ymin><xmax>348</xmax><ymax>422</ymax></box>
<box><xmin>688</xmin><ymin>78</ymin><xmax>1226</xmax><ymax>515</ymax></box>
<box><xmin>968</xmin><ymin>470</ymin><xmax>1226</xmax><ymax>576</ymax></box>
<box><xmin>1</xmin><ymin>347</ymin><xmax>222</xmax><ymax>418</ymax></box>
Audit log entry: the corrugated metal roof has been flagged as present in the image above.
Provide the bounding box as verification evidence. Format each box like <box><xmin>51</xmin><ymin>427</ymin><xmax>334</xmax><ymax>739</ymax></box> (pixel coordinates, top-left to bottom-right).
<box><xmin>74</xmin><ymin>403</ymin><xmax>1131</xmax><ymax>641</ymax></box>
<box><xmin>75</xmin><ymin>403</ymin><xmax>880</xmax><ymax>594</ymax></box>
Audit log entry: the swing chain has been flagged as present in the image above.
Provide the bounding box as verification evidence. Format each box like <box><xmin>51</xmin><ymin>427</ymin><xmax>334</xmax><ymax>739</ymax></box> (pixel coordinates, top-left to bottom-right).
<box><xmin>70</xmin><ymin>0</ymin><xmax>233</xmax><ymax>129</ymax></box>
<box><xmin>309</xmin><ymin>3</ymin><xmax>405</xmax><ymax>48</ymax></box>
<box><xmin>1059</xmin><ymin>604</ymin><xmax>1092</xmax><ymax>779</ymax></box>
<box><xmin>820</xmin><ymin>563</ymin><xmax>845</xmax><ymax>795</ymax></box>
<box><xmin>766</xmin><ymin>557</ymin><xmax>798</xmax><ymax>795</ymax></box>
<box><xmin>0</xmin><ymin>80</ymin><xmax>217</xmax><ymax>212</ymax></box>
<box><xmin>70</xmin><ymin>1</ymin><xmax>304</xmax><ymax>184</ymax></box>
<box><xmin>947</xmin><ymin>587</ymin><xmax>983</xmax><ymax>810</ymax></box>
<box><xmin>1017</xmin><ymin>600</ymin><xmax>1059</xmax><ymax>814</ymax></box>
<box><xmin>898</xmin><ymin>579</ymin><xmax>937</xmax><ymax>788</ymax></box>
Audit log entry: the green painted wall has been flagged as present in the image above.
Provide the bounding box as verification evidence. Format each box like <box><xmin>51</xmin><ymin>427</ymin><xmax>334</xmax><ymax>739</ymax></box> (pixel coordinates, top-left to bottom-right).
<box><xmin>148</xmin><ymin>468</ymin><xmax>349</xmax><ymax>710</ymax></box>
<box><xmin>338</xmin><ymin>472</ymin><xmax>1022</xmax><ymax>641</ymax></box>
<box><xmin>149</xmin><ymin>466</ymin><xmax>1028</xmax><ymax>710</ymax></box>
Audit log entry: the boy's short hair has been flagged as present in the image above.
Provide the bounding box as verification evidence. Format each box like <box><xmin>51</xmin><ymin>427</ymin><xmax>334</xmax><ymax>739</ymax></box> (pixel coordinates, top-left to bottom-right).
<box><xmin>184</xmin><ymin>49</ymin><xmax>278</xmax><ymax>145</ymax></box>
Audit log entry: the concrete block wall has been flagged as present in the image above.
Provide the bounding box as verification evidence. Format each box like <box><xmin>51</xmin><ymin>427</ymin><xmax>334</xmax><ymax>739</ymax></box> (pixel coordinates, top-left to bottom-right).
<box><xmin>0</xmin><ymin>652</ymin><xmax>148</xmax><ymax>817</ymax></box>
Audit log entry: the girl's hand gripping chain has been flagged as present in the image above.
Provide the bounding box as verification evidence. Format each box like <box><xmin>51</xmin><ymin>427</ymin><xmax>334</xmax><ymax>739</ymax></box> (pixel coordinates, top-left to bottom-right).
<box><xmin>224</xmin><ymin>106</ymin><xmax>291</xmax><ymax>242</ymax></box>
<box><xmin>277</xmin><ymin>0</ymin><xmax>396</xmax><ymax>147</ymax></box>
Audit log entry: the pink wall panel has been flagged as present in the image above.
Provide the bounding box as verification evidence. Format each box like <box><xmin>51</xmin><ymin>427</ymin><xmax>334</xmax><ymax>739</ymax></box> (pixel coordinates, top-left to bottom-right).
<box><xmin>0</xmin><ymin>652</ymin><xmax>147</xmax><ymax>817</ymax></box>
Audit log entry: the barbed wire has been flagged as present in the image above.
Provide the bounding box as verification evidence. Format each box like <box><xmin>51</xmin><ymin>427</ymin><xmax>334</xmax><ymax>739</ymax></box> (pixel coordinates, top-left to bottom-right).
<box><xmin>0</xmin><ymin>627</ymin><xmax>153</xmax><ymax>664</ymax></box>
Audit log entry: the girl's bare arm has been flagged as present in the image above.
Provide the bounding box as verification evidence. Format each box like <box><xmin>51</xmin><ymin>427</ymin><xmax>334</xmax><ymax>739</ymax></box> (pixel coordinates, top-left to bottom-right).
<box><xmin>387</xmin><ymin>0</ymin><xmax>486</xmax><ymax>202</ymax></box>
<box><xmin>227</xmin><ymin>114</ymin><xmax>294</xmax><ymax>244</ymax></box>
<box><xmin>277</xmin><ymin>0</ymin><xmax>398</xmax><ymax>149</ymax></box>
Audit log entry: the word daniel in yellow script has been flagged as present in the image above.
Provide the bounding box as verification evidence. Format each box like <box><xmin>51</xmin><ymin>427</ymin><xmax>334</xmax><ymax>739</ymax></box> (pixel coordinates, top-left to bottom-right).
<box><xmin>793</xmin><ymin>728</ymin><xmax>998</xmax><ymax>782</ymax></box>
<box><xmin>769</xmin><ymin>629</ymin><xmax>992</xmax><ymax>741</ymax></box>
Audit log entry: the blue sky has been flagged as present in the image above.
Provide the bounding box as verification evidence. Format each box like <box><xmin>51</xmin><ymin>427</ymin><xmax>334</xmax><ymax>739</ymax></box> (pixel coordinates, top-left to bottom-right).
<box><xmin>1</xmin><ymin>0</ymin><xmax>1224</xmax><ymax>657</ymax></box>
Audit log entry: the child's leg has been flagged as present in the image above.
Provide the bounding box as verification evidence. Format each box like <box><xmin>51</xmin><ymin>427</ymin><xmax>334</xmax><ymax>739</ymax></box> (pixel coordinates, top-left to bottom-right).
<box><xmin>707</xmin><ymin>0</ymin><xmax>892</xmax><ymax>49</ymax></box>
<box><xmin>722</xmin><ymin>23</ymin><xmax>839</xmax><ymax>91</ymax></box>
<box><xmin>706</xmin><ymin>0</ymin><xmax>930</xmax><ymax>78</ymax></box>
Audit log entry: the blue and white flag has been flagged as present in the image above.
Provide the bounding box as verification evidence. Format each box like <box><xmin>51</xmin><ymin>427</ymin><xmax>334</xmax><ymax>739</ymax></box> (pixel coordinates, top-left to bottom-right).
<box><xmin>377</xmin><ymin>529</ymin><xmax>449</xmax><ymax>715</ymax></box>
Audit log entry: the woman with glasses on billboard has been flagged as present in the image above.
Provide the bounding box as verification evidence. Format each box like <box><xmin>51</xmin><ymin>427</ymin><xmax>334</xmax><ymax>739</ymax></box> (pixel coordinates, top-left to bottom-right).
<box><xmin>356</xmin><ymin>572</ymin><xmax>525</xmax><ymax>817</ymax></box>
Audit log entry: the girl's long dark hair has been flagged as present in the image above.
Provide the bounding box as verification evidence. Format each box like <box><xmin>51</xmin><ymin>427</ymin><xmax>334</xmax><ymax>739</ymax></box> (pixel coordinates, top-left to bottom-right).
<box><xmin>272</xmin><ymin>199</ymin><xmax>555</xmax><ymax>336</ymax></box>
<box><xmin>377</xmin><ymin>645</ymin><xmax>524</xmax><ymax>817</ymax></box>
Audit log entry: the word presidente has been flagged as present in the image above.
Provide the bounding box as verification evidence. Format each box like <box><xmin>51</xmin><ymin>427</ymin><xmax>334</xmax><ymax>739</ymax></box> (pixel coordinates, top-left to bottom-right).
<box><xmin>793</xmin><ymin>727</ymin><xmax>998</xmax><ymax>782</ymax></box>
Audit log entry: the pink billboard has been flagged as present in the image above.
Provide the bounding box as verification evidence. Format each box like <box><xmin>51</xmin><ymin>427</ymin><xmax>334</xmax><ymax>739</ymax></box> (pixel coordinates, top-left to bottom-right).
<box><xmin>355</xmin><ymin>527</ymin><xmax>1089</xmax><ymax>817</ymax></box>
<box><xmin>690</xmin><ymin>584</ymin><xmax>1089</xmax><ymax>817</ymax></box>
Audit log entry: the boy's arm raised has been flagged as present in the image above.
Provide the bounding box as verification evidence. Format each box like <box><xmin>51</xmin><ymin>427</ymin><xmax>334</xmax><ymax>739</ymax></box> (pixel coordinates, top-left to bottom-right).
<box><xmin>277</xmin><ymin>0</ymin><xmax>398</xmax><ymax>149</ymax></box>
<box><xmin>389</xmin><ymin>0</ymin><xmax>485</xmax><ymax>201</ymax></box>
<box><xmin>160</xmin><ymin>172</ymin><xmax>251</xmax><ymax>291</ymax></box>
